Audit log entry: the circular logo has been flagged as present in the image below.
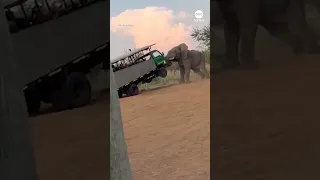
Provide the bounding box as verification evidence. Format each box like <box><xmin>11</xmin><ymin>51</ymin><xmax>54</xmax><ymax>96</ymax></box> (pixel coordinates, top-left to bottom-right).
<box><xmin>194</xmin><ymin>10</ymin><xmax>203</xmax><ymax>19</ymax></box>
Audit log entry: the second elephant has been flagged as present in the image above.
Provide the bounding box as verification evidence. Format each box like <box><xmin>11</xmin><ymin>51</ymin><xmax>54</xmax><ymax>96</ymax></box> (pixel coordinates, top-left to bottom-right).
<box><xmin>166</xmin><ymin>43</ymin><xmax>210</xmax><ymax>83</ymax></box>
<box><xmin>215</xmin><ymin>0</ymin><xmax>320</xmax><ymax>69</ymax></box>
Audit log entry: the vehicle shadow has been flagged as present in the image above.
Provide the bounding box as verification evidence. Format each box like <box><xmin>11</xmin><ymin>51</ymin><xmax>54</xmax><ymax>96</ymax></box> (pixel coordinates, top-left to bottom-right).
<box><xmin>139</xmin><ymin>83</ymin><xmax>181</xmax><ymax>94</ymax></box>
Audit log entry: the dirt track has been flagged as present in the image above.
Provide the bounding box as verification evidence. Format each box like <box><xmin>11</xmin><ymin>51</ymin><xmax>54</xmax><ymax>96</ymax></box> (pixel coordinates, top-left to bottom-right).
<box><xmin>121</xmin><ymin>79</ymin><xmax>210</xmax><ymax>180</ymax></box>
<box><xmin>28</xmin><ymin>79</ymin><xmax>210</xmax><ymax>180</ymax></box>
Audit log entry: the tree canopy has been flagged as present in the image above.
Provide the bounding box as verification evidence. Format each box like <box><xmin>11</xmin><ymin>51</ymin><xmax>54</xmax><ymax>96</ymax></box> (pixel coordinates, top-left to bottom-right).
<box><xmin>191</xmin><ymin>25</ymin><xmax>210</xmax><ymax>50</ymax></box>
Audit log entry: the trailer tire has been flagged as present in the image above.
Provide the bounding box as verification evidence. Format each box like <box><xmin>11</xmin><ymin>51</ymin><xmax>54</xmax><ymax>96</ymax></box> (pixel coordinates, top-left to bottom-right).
<box><xmin>25</xmin><ymin>92</ymin><xmax>41</xmax><ymax>114</ymax></box>
<box><xmin>126</xmin><ymin>84</ymin><xmax>139</xmax><ymax>96</ymax></box>
<box><xmin>157</xmin><ymin>68</ymin><xmax>167</xmax><ymax>78</ymax></box>
<box><xmin>65</xmin><ymin>72</ymin><xmax>92</xmax><ymax>108</ymax></box>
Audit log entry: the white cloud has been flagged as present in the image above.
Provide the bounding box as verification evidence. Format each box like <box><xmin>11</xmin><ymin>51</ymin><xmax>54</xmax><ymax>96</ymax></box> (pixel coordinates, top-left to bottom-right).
<box><xmin>110</xmin><ymin>6</ymin><xmax>203</xmax><ymax>58</ymax></box>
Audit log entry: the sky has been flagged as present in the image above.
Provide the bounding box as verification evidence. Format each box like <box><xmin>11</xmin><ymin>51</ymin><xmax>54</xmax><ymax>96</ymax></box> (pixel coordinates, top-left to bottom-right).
<box><xmin>110</xmin><ymin>0</ymin><xmax>210</xmax><ymax>59</ymax></box>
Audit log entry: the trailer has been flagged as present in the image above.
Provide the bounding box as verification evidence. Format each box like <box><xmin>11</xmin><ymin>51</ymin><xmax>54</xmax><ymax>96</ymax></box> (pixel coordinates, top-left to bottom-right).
<box><xmin>4</xmin><ymin>0</ymin><xmax>109</xmax><ymax>114</ymax></box>
<box><xmin>111</xmin><ymin>44</ymin><xmax>171</xmax><ymax>97</ymax></box>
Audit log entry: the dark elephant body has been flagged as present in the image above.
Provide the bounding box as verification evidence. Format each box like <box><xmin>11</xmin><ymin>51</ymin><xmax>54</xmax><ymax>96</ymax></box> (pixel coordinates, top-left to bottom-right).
<box><xmin>166</xmin><ymin>44</ymin><xmax>209</xmax><ymax>83</ymax></box>
<box><xmin>215</xmin><ymin>0</ymin><xmax>320</xmax><ymax>68</ymax></box>
<box><xmin>188</xmin><ymin>50</ymin><xmax>206</xmax><ymax>69</ymax></box>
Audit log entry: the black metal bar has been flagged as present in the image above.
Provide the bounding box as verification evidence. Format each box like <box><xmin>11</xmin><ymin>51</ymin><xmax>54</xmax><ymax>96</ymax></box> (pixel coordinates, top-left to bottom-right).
<box><xmin>69</xmin><ymin>0</ymin><xmax>75</xmax><ymax>7</ymax></box>
<box><xmin>20</xmin><ymin>4</ymin><xmax>28</xmax><ymax>20</ymax></box>
<box><xmin>34</xmin><ymin>0</ymin><xmax>41</xmax><ymax>12</ymax></box>
<box><xmin>44</xmin><ymin>0</ymin><xmax>52</xmax><ymax>13</ymax></box>
<box><xmin>62</xmin><ymin>0</ymin><xmax>68</xmax><ymax>9</ymax></box>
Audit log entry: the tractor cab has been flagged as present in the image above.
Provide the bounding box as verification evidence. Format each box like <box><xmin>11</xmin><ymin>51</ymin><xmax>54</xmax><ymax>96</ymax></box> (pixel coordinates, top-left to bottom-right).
<box><xmin>149</xmin><ymin>50</ymin><xmax>171</xmax><ymax>67</ymax></box>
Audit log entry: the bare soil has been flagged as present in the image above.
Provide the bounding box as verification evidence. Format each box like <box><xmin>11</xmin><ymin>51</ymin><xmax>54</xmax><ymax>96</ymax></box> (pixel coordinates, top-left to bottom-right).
<box><xmin>213</xmin><ymin>56</ymin><xmax>320</xmax><ymax>180</ymax></box>
<box><xmin>28</xmin><ymin>79</ymin><xmax>210</xmax><ymax>180</ymax></box>
<box><xmin>121</xmin><ymin>79</ymin><xmax>210</xmax><ymax>180</ymax></box>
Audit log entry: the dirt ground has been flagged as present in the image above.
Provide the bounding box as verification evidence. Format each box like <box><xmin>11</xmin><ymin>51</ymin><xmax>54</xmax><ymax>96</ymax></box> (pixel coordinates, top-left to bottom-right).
<box><xmin>28</xmin><ymin>79</ymin><xmax>210</xmax><ymax>180</ymax></box>
<box><xmin>29</xmin><ymin>94</ymin><xmax>109</xmax><ymax>180</ymax></box>
<box><xmin>213</xmin><ymin>56</ymin><xmax>320</xmax><ymax>180</ymax></box>
<box><xmin>121</xmin><ymin>79</ymin><xmax>210</xmax><ymax>180</ymax></box>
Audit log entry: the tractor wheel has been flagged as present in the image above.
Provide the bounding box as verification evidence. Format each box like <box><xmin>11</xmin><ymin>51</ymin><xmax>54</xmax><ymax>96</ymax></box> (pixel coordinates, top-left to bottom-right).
<box><xmin>65</xmin><ymin>72</ymin><xmax>92</xmax><ymax>108</ymax></box>
<box><xmin>126</xmin><ymin>84</ymin><xmax>139</xmax><ymax>96</ymax></box>
<box><xmin>157</xmin><ymin>68</ymin><xmax>167</xmax><ymax>78</ymax></box>
<box><xmin>52</xmin><ymin>72</ymin><xmax>91</xmax><ymax>111</ymax></box>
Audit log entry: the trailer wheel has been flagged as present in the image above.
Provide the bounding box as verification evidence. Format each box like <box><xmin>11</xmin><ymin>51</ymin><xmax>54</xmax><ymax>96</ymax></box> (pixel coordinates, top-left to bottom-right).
<box><xmin>126</xmin><ymin>84</ymin><xmax>139</xmax><ymax>96</ymax></box>
<box><xmin>65</xmin><ymin>72</ymin><xmax>92</xmax><ymax>108</ymax></box>
<box><xmin>157</xmin><ymin>68</ymin><xmax>167</xmax><ymax>78</ymax></box>
<box><xmin>25</xmin><ymin>91</ymin><xmax>41</xmax><ymax>114</ymax></box>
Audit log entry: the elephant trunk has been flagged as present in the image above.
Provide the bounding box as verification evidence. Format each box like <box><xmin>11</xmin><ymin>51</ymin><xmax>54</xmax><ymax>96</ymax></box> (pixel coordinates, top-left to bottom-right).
<box><xmin>165</xmin><ymin>55</ymin><xmax>177</xmax><ymax>62</ymax></box>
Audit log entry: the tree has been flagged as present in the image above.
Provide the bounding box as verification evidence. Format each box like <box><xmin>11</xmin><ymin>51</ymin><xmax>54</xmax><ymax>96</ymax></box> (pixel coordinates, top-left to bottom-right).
<box><xmin>191</xmin><ymin>25</ymin><xmax>210</xmax><ymax>50</ymax></box>
<box><xmin>0</xmin><ymin>2</ymin><xmax>38</xmax><ymax>180</ymax></box>
<box><xmin>110</xmin><ymin>63</ymin><xmax>133</xmax><ymax>180</ymax></box>
<box><xmin>191</xmin><ymin>25</ymin><xmax>211</xmax><ymax>64</ymax></box>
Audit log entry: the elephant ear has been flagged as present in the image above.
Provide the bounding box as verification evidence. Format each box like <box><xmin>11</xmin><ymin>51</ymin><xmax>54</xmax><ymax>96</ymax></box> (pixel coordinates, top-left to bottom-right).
<box><xmin>178</xmin><ymin>43</ymin><xmax>188</xmax><ymax>60</ymax></box>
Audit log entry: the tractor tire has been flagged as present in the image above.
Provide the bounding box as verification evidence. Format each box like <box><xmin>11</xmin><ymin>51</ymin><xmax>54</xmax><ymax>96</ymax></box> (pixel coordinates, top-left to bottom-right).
<box><xmin>65</xmin><ymin>72</ymin><xmax>92</xmax><ymax>108</ymax></box>
<box><xmin>52</xmin><ymin>72</ymin><xmax>91</xmax><ymax>111</ymax></box>
<box><xmin>157</xmin><ymin>68</ymin><xmax>167</xmax><ymax>78</ymax></box>
<box><xmin>126</xmin><ymin>84</ymin><xmax>139</xmax><ymax>96</ymax></box>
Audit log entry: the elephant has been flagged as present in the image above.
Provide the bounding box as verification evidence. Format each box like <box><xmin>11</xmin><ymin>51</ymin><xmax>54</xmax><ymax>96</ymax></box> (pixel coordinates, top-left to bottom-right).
<box><xmin>214</xmin><ymin>0</ymin><xmax>320</xmax><ymax>69</ymax></box>
<box><xmin>166</xmin><ymin>43</ymin><xmax>210</xmax><ymax>83</ymax></box>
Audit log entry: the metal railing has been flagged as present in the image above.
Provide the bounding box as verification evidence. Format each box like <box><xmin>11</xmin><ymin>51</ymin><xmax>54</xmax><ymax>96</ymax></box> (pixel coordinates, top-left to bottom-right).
<box><xmin>4</xmin><ymin>0</ymin><xmax>105</xmax><ymax>33</ymax></box>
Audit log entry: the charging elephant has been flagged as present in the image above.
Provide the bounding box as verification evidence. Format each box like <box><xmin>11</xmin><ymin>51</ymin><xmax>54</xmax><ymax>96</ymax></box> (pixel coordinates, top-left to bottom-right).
<box><xmin>214</xmin><ymin>0</ymin><xmax>320</xmax><ymax>69</ymax></box>
<box><xmin>166</xmin><ymin>43</ymin><xmax>210</xmax><ymax>83</ymax></box>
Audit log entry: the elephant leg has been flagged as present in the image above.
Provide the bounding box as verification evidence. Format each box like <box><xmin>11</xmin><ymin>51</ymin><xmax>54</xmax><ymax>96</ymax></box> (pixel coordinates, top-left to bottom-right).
<box><xmin>200</xmin><ymin>61</ymin><xmax>210</xmax><ymax>78</ymax></box>
<box><xmin>262</xmin><ymin>22</ymin><xmax>304</xmax><ymax>54</ymax></box>
<box><xmin>179</xmin><ymin>65</ymin><xmax>185</xmax><ymax>83</ymax></box>
<box><xmin>222</xmin><ymin>10</ymin><xmax>240</xmax><ymax>68</ymax></box>
<box><xmin>239</xmin><ymin>24</ymin><xmax>259</xmax><ymax>67</ymax></box>
<box><xmin>183</xmin><ymin>61</ymin><xmax>191</xmax><ymax>83</ymax></box>
<box><xmin>201</xmin><ymin>67</ymin><xmax>210</xmax><ymax>78</ymax></box>
<box><xmin>289</xmin><ymin>0</ymin><xmax>320</xmax><ymax>54</ymax></box>
<box><xmin>193</xmin><ymin>68</ymin><xmax>206</xmax><ymax>79</ymax></box>
<box><xmin>236</xmin><ymin>0</ymin><xmax>260</xmax><ymax>68</ymax></box>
